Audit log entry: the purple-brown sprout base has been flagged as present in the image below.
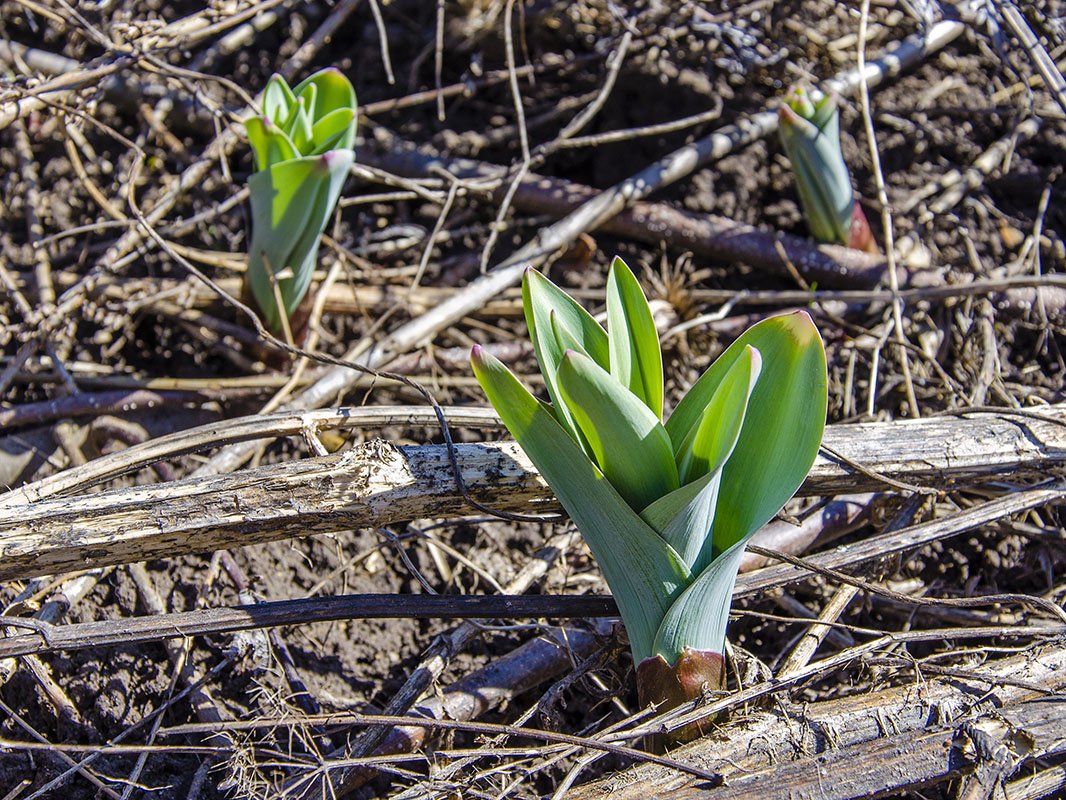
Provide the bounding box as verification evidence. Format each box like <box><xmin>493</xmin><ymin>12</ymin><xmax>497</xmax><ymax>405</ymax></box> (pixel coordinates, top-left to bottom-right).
<box><xmin>636</xmin><ymin>647</ymin><xmax>726</xmax><ymax>746</ymax></box>
<box><xmin>850</xmin><ymin>201</ymin><xmax>879</xmax><ymax>254</ymax></box>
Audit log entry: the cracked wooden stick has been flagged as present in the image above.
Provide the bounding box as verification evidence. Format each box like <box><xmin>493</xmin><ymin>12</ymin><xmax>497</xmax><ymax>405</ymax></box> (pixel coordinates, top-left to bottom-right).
<box><xmin>565</xmin><ymin>643</ymin><xmax>1066</xmax><ymax>799</ymax></box>
<box><xmin>3</xmin><ymin>406</ymin><xmax>1065</xmax><ymax>581</ymax></box>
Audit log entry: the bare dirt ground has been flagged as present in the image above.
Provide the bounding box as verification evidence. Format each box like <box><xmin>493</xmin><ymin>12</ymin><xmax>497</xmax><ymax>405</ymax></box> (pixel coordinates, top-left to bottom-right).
<box><xmin>1</xmin><ymin>1</ymin><xmax>1066</xmax><ymax>798</ymax></box>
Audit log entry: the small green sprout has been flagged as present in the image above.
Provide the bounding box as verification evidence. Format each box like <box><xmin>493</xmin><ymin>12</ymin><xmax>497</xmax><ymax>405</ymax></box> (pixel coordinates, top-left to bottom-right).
<box><xmin>471</xmin><ymin>257</ymin><xmax>827</xmax><ymax>719</ymax></box>
<box><xmin>244</xmin><ymin>68</ymin><xmax>357</xmax><ymax>332</ymax></box>
<box><xmin>778</xmin><ymin>86</ymin><xmax>876</xmax><ymax>253</ymax></box>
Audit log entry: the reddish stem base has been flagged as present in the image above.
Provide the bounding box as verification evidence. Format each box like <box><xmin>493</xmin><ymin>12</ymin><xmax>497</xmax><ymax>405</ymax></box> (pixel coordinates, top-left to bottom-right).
<box><xmin>636</xmin><ymin>648</ymin><xmax>725</xmax><ymax>746</ymax></box>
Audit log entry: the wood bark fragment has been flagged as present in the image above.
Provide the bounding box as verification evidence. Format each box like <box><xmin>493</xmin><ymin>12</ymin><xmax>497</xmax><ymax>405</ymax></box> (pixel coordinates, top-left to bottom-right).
<box><xmin>565</xmin><ymin>643</ymin><xmax>1066</xmax><ymax>799</ymax></box>
<box><xmin>1</xmin><ymin>407</ymin><xmax>1064</xmax><ymax>582</ymax></box>
<box><xmin>2</xmin><ymin>481</ymin><xmax>1060</xmax><ymax>662</ymax></box>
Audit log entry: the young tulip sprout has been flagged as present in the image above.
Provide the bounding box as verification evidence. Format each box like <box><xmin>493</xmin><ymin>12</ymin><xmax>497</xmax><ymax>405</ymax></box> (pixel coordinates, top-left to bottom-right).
<box><xmin>471</xmin><ymin>258</ymin><xmax>827</xmax><ymax>724</ymax></box>
<box><xmin>244</xmin><ymin>68</ymin><xmax>357</xmax><ymax>332</ymax></box>
<box><xmin>778</xmin><ymin>86</ymin><xmax>877</xmax><ymax>254</ymax></box>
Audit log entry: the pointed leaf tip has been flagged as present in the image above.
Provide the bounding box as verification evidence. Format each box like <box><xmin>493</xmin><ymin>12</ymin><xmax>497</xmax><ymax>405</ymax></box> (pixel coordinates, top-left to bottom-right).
<box><xmin>606</xmin><ymin>256</ymin><xmax>663</xmax><ymax>419</ymax></box>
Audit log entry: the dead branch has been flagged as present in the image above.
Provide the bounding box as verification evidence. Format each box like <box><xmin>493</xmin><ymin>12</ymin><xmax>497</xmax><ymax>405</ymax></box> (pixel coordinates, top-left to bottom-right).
<box><xmin>361</xmin><ymin>131</ymin><xmax>893</xmax><ymax>289</ymax></box>
<box><xmin>2</xmin><ymin>480</ymin><xmax>1061</xmax><ymax>660</ymax></box>
<box><xmin>0</xmin><ymin>594</ymin><xmax>617</xmax><ymax>659</ymax></box>
<box><xmin>1</xmin><ymin>406</ymin><xmax>1064</xmax><ymax>581</ymax></box>
<box><xmin>567</xmin><ymin>642</ymin><xmax>1066</xmax><ymax>799</ymax></box>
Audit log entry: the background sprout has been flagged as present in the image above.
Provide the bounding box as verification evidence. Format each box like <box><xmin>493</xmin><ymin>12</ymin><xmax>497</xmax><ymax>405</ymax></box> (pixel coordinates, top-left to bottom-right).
<box><xmin>472</xmin><ymin>257</ymin><xmax>828</xmax><ymax>723</ymax></box>
<box><xmin>778</xmin><ymin>86</ymin><xmax>877</xmax><ymax>254</ymax></box>
<box><xmin>244</xmin><ymin>68</ymin><xmax>357</xmax><ymax>333</ymax></box>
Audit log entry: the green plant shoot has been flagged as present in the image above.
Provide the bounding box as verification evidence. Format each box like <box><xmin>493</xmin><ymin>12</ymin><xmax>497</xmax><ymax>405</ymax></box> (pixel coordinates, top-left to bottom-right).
<box><xmin>244</xmin><ymin>68</ymin><xmax>357</xmax><ymax>332</ymax></box>
<box><xmin>778</xmin><ymin>86</ymin><xmax>876</xmax><ymax>253</ymax></box>
<box><xmin>471</xmin><ymin>257</ymin><xmax>827</xmax><ymax>716</ymax></box>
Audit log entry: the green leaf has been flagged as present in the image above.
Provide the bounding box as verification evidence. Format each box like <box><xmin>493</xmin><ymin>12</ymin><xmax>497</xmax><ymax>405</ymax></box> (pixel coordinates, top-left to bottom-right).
<box><xmin>809</xmin><ymin>92</ymin><xmax>839</xmax><ymax>132</ymax></box>
<box><xmin>556</xmin><ymin>350</ymin><xmax>679</xmax><ymax>513</ymax></box>
<box><xmin>262</xmin><ymin>74</ymin><xmax>296</xmax><ymax>123</ymax></box>
<box><xmin>522</xmin><ymin>269</ymin><xmax>609</xmax><ymax>443</ymax></box>
<box><xmin>641</xmin><ymin>344</ymin><xmax>760</xmax><ymax>574</ymax></box>
<box><xmin>640</xmin><ymin>469</ymin><xmax>721</xmax><ymax>570</ymax></box>
<box><xmin>293</xmin><ymin>67</ymin><xmax>357</xmax><ymax>120</ymax></box>
<box><xmin>245</xmin><ymin>116</ymin><xmax>298</xmax><ymax>171</ymax></box>
<box><xmin>247</xmin><ymin>151</ymin><xmax>353</xmax><ymax>329</ymax></box>
<box><xmin>778</xmin><ymin>96</ymin><xmax>854</xmax><ymax>245</ymax></box>
<box><xmin>667</xmin><ymin>312</ymin><xmax>827</xmax><ymax>554</ymax></box>
<box><xmin>652</xmin><ymin>538</ymin><xmax>748</xmax><ymax>664</ymax></box>
<box><xmin>471</xmin><ymin>345</ymin><xmax>689</xmax><ymax>662</ymax></box>
<box><xmin>606</xmin><ymin>256</ymin><xmax>663</xmax><ymax>419</ymax></box>
<box><xmin>288</xmin><ymin>96</ymin><xmax>315</xmax><ymax>154</ymax></box>
<box><xmin>675</xmin><ymin>345</ymin><xmax>761</xmax><ymax>486</ymax></box>
<box><xmin>309</xmin><ymin>108</ymin><xmax>357</xmax><ymax>155</ymax></box>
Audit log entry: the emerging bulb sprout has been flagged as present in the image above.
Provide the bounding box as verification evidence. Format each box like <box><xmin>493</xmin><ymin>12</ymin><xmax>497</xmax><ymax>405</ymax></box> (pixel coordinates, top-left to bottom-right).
<box><xmin>471</xmin><ymin>257</ymin><xmax>827</xmax><ymax>729</ymax></box>
<box><xmin>244</xmin><ymin>68</ymin><xmax>357</xmax><ymax>333</ymax></box>
<box><xmin>778</xmin><ymin>86</ymin><xmax>877</xmax><ymax>253</ymax></box>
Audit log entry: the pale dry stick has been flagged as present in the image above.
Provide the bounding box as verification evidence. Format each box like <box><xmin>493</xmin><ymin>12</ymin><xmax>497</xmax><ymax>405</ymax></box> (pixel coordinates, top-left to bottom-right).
<box><xmin>0</xmin><ymin>406</ymin><xmax>503</xmax><ymax>505</ymax></box>
<box><xmin>12</xmin><ymin>119</ymin><xmax>54</xmax><ymax>306</ymax></box>
<box><xmin>179</xmin><ymin>628</ymin><xmax>1066</xmax><ymax>796</ymax></box>
<box><xmin>0</xmin><ymin>779</ymin><xmax>30</xmax><ymax>800</ymax></box>
<box><xmin>627</xmin><ymin>622</ymin><xmax>1066</xmax><ymax>745</ymax></box>
<box><xmin>4</xmin><ymin>407</ymin><xmax>1066</xmax><ymax>580</ymax></box>
<box><xmin>195</xmin><ymin>19</ymin><xmax>966</xmax><ymax>479</ymax></box>
<box><xmin>366</xmin><ymin>0</ymin><xmax>395</xmax><ymax>84</ymax></box>
<box><xmin>566</xmin><ymin>641</ymin><xmax>1066</xmax><ymax>800</ymax></box>
<box><xmin>3</xmin><ymin>479</ymin><xmax>1064</xmax><ymax>661</ymax></box>
<box><xmin>479</xmin><ymin>27</ymin><xmax>633</xmax><ymax>270</ymax></box>
<box><xmin>407</xmin><ymin>178</ymin><xmax>460</xmax><ymax>292</ymax></box>
<box><xmin>552</xmin><ymin>29</ymin><xmax>633</xmax><ymax>144</ymax></box>
<box><xmin>771</xmin><ymin>591</ymin><xmax>855</xmax><ymax>649</ymax></box>
<box><xmin>434</xmin><ymin>0</ymin><xmax>445</xmax><ymax>120</ymax></box>
<box><xmin>1006</xmin><ymin>765</ymin><xmax>1066</xmax><ymax>800</ymax></box>
<box><xmin>113</xmin><ymin>254</ymin><xmax>1066</xmax><ymax>322</ymax></box>
<box><xmin>188</xmin><ymin>1</ymin><xmax>294</xmax><ymax>72</ymax></box>
<box><xmin>0</xmin><ymin>0</ymin><xmax>275</xmax><ymax>128</ymax></box>
<box><xmin>899</xmin><ymin>117</ymin><xmax>1042</xmax><ymax>217</ymax></box>
<box><xmin>1023</xmin><ymin>183</ymin><xmax>1055</xmax><ymax>351</ymax></box>
<box><xmin>995</xmin><ymin>0</ymin><xmax>1066</xmax><ymax>117</ymax></box>
<box><xmin>160</xmin><ymin>0</ymin><xmax>293</xmax><ymax>52</ymax></box>
<box><xmin>0</xmin><ymin>55</ymin><xmax>124</xmax><ymax>130</ymax></box>
<box><xmin>858</xmin><ymin>0</ymin><xmax>919</xmax><ymax>419</ymax></box>
<box><xmin>775</xmin><ymin>584</ymin><xmax>861</xmax><ymax>679</ymax></box>
<box><xmin>551</xmin><ymin>101</ymin><xmax>724</xmax><ymax>151</ymax></box>
<box><xmin>476</xmin><ymin>0</ymin><xmax>534</xmax><ymax>275</ymax></box>
<box><xmin>61</xmin><ymin>116</ymin><xmax>128</xmax><ymax>221</ymax></box>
